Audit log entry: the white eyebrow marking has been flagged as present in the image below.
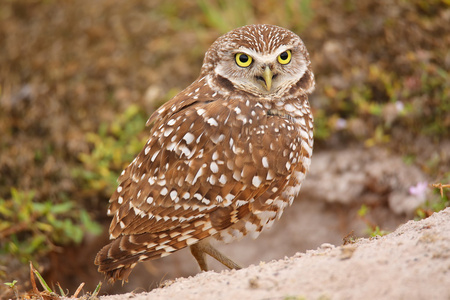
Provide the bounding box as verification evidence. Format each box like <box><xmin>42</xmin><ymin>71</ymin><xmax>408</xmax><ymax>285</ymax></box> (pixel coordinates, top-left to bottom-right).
<box><xmin>235</xmin><ymin>45</ymin><xmax>292</xmax><ymax>63</ymax></box>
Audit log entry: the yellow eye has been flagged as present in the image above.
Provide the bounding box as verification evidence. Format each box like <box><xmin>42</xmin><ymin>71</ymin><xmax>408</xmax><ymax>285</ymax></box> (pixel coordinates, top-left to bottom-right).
<box><xmin>277</xmin><ymin>50</ymin><xmax>292</xmax><ymax>65</ymax></box>
<box><xmin>235</xmin><ymin>53</ymin><xmax>253</xmax><ymax>67</ymax></box>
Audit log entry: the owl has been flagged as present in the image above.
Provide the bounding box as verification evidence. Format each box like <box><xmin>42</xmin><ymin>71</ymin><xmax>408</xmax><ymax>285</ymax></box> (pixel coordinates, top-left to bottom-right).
<box><xmin>95</xmin><ymin>24</ymin><xmax>315</xmax><ymax>283</ymax></box>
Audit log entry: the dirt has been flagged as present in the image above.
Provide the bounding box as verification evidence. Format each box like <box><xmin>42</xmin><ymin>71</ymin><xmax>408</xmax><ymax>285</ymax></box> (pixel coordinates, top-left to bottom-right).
<box><xmin>97</xmin><ymin>207</ymin><xmax>450</xmax><ymax>300</ymax></box>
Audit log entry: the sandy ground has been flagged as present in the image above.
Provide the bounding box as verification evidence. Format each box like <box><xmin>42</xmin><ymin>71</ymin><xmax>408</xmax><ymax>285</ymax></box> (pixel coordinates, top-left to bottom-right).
<box><xmin>99</xmin><ymin>207</ymin><xmax>450</xmax><ymax>300</ymax></box>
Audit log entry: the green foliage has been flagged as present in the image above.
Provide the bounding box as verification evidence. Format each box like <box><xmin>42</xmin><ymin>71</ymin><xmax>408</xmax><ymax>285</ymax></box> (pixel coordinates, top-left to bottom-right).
<box><xmin>197</xmin><ymin>0</ymin><xmax>314</xmax><ymax>33</ymax></box>
<box><xmin>4</xmin><ymin>280</ymin><xmax>17</xmax><ymax>288</ymax></box>
<box><xmin>369</xmin><ymin>226</ymin><xmax>389</xmax><ymax>238</ymax></box>
<box><xmin>0</xmin><ymin>188</ymin><xmax>102</xmax><ymax>263</ymax></box>
<box><xmin>4</xmin><ymin>279</ymin><xmax>19</xmax><ymax>299</ymax></box>
<box><xmin>73</xmin><ymin>104</ymin><xmax>148</xmax><ymax>197</ymax></box>
<box><xmin>197</xmin><ymin>0</ymin><xmax>255</xmax><ymax>32</ymax></box>
<box><xmin>318</xmin><ymin>44</ymin><xmax>450</xmax><ymax>147</ymax></box>
<box><xmin>357</xmin><ymin>204</ymin><xmax>369</xmax><ymax>218</ymax></box>
<box><xmin>358</xmin><ymin>204</ymin><xmax>389</xmax><ymax>237</ymax></box>
<box><xmin>29</xmin><ymin>262</ymin><xmax>102</xmax><ymax>299</ymax></box>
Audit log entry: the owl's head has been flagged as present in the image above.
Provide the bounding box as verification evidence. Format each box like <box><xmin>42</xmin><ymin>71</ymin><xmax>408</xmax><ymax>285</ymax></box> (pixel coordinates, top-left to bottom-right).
<box><xmin>201</xmin><ymin>24</ymin><xmax>315</xmax><ymax>99</ymax></box>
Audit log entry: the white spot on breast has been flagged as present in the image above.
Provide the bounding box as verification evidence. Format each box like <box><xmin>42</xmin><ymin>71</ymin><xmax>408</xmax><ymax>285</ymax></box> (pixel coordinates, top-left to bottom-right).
<box><xmin>117</xmin><ymin>186</ymin><xmax>122</xmax><ymax>193</ymax></box>
<box><xmin>236</xmin><ymin>114</ymin><xmax>247</xmax><ymax>124</ymax></box>
<box><xmin>182</xmin><ymin>132</ymin><xmax>195</xmax><ymax>144</ymax></box>
<box><xmin>262</xmin><ymin>157</ymin><xmax>269</xmax><ymax>168</ymax></box>
<box><xmin>197</xmin><ymin>108</ymin><xmax>206</xmax><ymax>115</ymax></box>
<box><xmin>207</xmin><ymin>118</ymin><xmax>219</xmax><ymax>126</ymax></box>
<box><xmin>170</xmin><ymin>190</ymin><xmax>177</xmax><ymax>200</ymax></box>
<box><xmin>167</xmin><ymin>119</ymin><xmax>176</xmax><ymax>126</ymax></box>
<box><xmin>192</xmin><ymin>167</ymin><xmax>204</xmax><ymax>184</ymax></box>
<box><xmin>151</xmin><ymin>150</ymin><xmax>160</xmax><ymax>162</ymax></box>
<box><xmin>166</xmin><ymin>142</ymin><xmax>176</xmax><ymax>151</ymax></box>
<box><xmin>207</xmin><ymin>175</ymin><xmax>217</xmax><ymax>185</ymax></box>
<box><xmin>160</xmin><ymin>187</ymin><xmax>168</xmax><ymax>196</ymax></box>
<box><xmin>212</xmin><ymin>151</ymin><xmax>219</xmax><ymax>160</ymax></box>
<box><xmin>252</xmin><ymin>176</ymin><xmax>262</xmax><ymax>187</ymax></box>
<box><xmin>284</xmin><ymin>104</ymin><xmax>296</xmax><ymax>112</ymax></box>
<box><xmin>163</xmin><ymin>128</ymin><xmax>173</xmax><ymax>137</ymax></box>
<box><xmin>179</xmin><ymin>144</ymin><xmax>191</xmax><ymax>157</ymax></box>
<box><xmin>211</xmin><ymin>134</ymin><xmax>225</xmax><ymax>144</ymax></box>
<box><xmin>236</xmin><ymin>200</ymin><xmax>248</xmax><ymax>207</ymax></box>
<box><xmin>146</xmin><ymin>197</ymin><xmax>153</xmax><ymax>204</ymax></box>
<box><xmin>266</xmin><ymin>170</ymin><xmax>275</xmax><ymax>180</ymax></box>
<box><xmin>118</xmin><ymin>196</ymin><xmax>123</xmax><ymax>204</ymax></box>
<box><xmin>225</xmin><ymin>194</ymin><xmax>234</xmax><ymax>202</ymax></box>
<box><xmin>210</xmin><ymin>162</ymin><xmax>219</xmax><ymax>173</ymax></box>
<box><xmin>219</xmin><ymin>174</ymin><xmax>227</xmax><ymax>184</ymax></box>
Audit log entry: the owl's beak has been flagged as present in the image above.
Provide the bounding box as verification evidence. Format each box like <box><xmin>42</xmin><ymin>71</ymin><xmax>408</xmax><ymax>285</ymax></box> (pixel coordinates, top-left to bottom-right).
<box><xmin>261</xmin><ymin>66</ymin><xmax>273</xmax><ymax>91</ymax></box>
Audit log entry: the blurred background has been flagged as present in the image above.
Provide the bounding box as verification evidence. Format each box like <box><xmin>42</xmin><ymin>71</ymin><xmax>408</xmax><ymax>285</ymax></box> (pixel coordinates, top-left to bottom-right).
<box><xmin>0</xmin><ymin>0</ymin><xmax>449</xmax><ymax>297</ymax></box>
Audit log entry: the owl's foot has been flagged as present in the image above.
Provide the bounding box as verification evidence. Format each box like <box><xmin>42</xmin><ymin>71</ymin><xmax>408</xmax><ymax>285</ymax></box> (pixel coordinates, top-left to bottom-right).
<box><xmin>190</xmin><ymin>239</ymin><xmax>242</xmax><ymax>271</ymax></box>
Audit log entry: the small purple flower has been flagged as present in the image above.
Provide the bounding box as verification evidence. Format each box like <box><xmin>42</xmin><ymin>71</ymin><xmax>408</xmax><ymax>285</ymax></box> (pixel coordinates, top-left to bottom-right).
<box><xmin>335</xmin><ymin>118</ymin><xmax>347</xmax><ymax>130</ymax></box>
<box><xmin>395</xmin><ymin>101</ymin><xmax>404</xmax><ymax>113</ymax></box>
<box><xmin>409</xmin><ymin>181</ymin><xmax>428</xmax><ymax>200</ymax></box>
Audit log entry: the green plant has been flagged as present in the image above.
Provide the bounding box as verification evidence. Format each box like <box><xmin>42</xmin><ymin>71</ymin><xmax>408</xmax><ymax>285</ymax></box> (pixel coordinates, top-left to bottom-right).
<box><xmin>73</xmin><ymin>104</ymin><xmax>149</xmax><ymax>197</ymax></box>
<box><xmin>357</xmin><ymin>204</ymin><xmax>389</xmax><ymax>237</ymax></box>
<box><xmin>0</xmin><ymin>188</ymin><xmax>102</xmax><ymax>263</ymax></box>
<box><xmin>28</xmin><ymin>262</ymin><xmax>102</xmax><ymax>299</ymax></box>
<box><xmin>3</xmin><ymin>280</ymin><xmax>18</xmax><ymax>299</ymax></box>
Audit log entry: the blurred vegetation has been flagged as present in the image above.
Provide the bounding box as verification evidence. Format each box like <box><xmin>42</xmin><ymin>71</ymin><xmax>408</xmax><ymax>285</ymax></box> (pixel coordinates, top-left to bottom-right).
<box><xmin>0</xmin><ymin>0</ymin><xmax>449</xmax><ymax>297</ymax></box>
<box><xmin>73</xmin><ymin>104</ymin><xmax>149</xmax><ymax>199</ymax></box>
<box><xmin>357</xmin><ymin>204</ymin><xmax>390</xmax><ymax>237</ymax></box>
<box><xmin>0</xmin><ymin>188</ymin><xmax>101</xmax><ymax>263</ymax></box>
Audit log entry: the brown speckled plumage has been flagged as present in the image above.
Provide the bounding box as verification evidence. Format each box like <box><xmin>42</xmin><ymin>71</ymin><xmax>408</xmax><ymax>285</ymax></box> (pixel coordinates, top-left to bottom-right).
<box><xmin>95</xmin><ymin>24</ymin><xmax>315</xmax><ymax>283</ymax></box>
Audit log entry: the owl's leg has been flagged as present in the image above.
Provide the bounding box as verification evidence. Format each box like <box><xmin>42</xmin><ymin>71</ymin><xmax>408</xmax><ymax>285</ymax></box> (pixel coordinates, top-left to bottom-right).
<box><xmin>189</xmin><ymin>242</ymin><xmax>208</xmax><ymax>271</ymax></box>
<box><xmin>189</xmin><ymin>239</ymin><xmax>242</xmax><ymax>271</ymax></box>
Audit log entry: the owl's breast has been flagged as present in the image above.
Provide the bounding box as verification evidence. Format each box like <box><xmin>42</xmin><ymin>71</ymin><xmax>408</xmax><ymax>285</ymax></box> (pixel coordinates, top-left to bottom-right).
<box><xmin>228</xmin><ymin>98</ymin><xmax>313</xmax><ymax>177</ymax></box>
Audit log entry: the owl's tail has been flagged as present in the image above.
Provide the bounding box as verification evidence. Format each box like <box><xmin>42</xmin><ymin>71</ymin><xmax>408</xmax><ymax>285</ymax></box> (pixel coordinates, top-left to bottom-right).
<box><xmin>94</xmin><ymin>233</ymin><xmax>178</xmax><ymax>283</ymax></box>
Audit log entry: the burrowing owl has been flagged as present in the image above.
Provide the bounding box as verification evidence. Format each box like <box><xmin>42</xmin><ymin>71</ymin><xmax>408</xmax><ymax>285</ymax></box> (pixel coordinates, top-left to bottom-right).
<box><xmin>95</xmin><ymin>24</ymin><xmax>315</xmax><ymax>283</ymax></box>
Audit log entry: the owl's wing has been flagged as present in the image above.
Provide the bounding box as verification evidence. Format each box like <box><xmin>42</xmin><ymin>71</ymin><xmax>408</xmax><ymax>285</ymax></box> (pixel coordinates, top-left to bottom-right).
<box><xmin>107</xmin><ymin>95</ymin><xmax>297</xmax><ymax>241</ymax></box>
